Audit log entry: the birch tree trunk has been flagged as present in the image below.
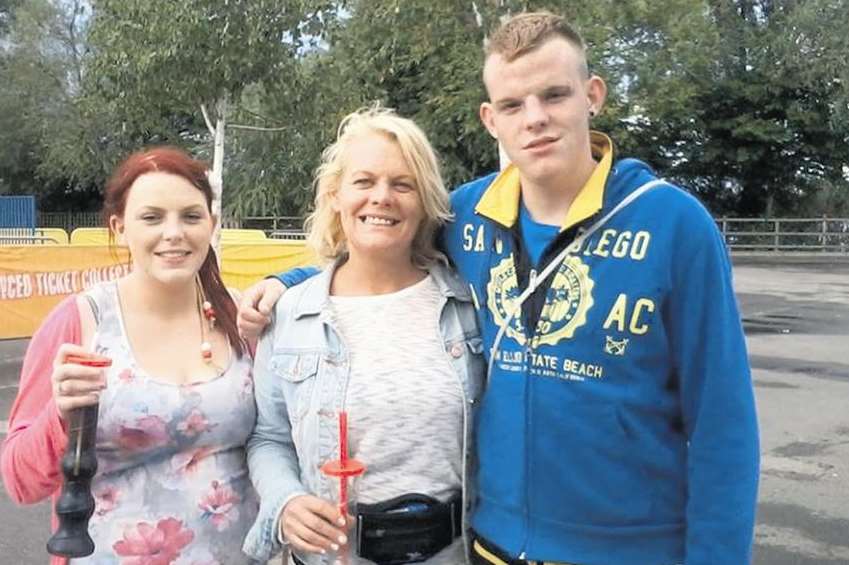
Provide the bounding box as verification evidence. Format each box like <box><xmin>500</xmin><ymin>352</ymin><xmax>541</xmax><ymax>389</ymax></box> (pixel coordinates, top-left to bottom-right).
<box><xmin>209</xmin><ymin>97</ymin><xmax>227</xmax><ymax>263</ymax></box>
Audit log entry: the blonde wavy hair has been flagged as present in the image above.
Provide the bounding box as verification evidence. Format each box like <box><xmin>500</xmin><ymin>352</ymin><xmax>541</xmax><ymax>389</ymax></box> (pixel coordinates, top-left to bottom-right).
<box><xmin>305</xmin><ymin>106</ymin><xmax>452</xmax><ymax>268</ymax></box>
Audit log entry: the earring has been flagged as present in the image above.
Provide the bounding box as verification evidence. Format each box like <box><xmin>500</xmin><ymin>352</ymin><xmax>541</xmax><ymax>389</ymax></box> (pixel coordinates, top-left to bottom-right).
<box><xmin>589</xmin><ymin>109</ymin><xmax>596</xmax><ymax>118</ymax></box>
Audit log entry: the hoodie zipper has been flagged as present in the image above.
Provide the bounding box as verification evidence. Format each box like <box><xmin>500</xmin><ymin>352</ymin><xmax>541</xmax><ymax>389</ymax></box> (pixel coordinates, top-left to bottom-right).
<box><xmin>518</xmin><ymin>268</ymin><xmax>538</xmax><ymax>560</ymax></box>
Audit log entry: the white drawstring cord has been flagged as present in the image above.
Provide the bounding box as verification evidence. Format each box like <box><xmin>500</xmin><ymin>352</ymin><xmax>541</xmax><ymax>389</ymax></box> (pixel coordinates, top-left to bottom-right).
<box><xmin>486</xmin><ymin>179</ymin><xmax>668</xmax><ymax>378</ymax></box>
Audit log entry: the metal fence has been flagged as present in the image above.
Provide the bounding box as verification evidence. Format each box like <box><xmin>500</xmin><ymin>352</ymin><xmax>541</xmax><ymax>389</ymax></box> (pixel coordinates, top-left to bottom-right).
<box><xmin>39</xmin><ymin>211</ymin><xmax>101</xmax><ymax>233</ymax></box>
<box><xmin>228</xmin><ymin>216</ymin><xmax>304</xmax><ymax>232</ymax></box>
<box><xmin>0</xmin><ymin>232</ymin><xmax>62</xmax><ymax>245</ymax></box>
<box><xmin>27</xmin><ymin>213</ymin><xmax>849</xmax><ymax>253</ymax></box>
<box><xmin>39</xmin><ymin>213</ymin><xmax>305</xmax><ymax>235</ymax></box>
<box><xmin>229</xmin><ymin>217</ymin><xmax>308</xmax><ymax>240</ymax></box>
<box><xmin>716</xmin><ymin>218</ymin><xmax>849</xmax><ymax>252</ymax></box>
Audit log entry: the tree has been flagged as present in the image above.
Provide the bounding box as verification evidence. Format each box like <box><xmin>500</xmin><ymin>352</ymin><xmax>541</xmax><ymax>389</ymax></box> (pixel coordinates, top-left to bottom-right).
<box><xmin>0</xmin><ymin>0</ymin><xmax>21</xmax><ymax>34</ymax></box>
<box><xmin>221</xmin><ymin>57</ymin><xmax>358</xmax><ymax>217</ymax></box>
<box><xmin>3</xmin><ymin>0</ymin><xmax>846</xmax><ymax>219</ymax></box>
<box><xmin>293</xmin><ymin>0</ymin><xmax>522</xmax><ymax>191</ymax></box>
<box><xmin>0</xmin><ymin>0</ymin><xmax>99</xmax><ymax>209</ymax></box>
<box><xmin>619</xmin><ymin>0</ymin><xmax>849</xmax><ymax>216</ymax></box>
<box><xmin>297</xmin><ymin>0</ymin><xmax>719</xmax><ymax>191</ymax></box>
<box><xmin>81</xmin><ymin>0</ymin><xmax>338</xmax><ymax>223</ymax></box>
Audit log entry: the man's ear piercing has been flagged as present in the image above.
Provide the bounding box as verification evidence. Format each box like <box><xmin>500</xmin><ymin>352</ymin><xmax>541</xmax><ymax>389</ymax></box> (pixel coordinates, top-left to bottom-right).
<box><xmin>589</xmin><ymin>109</ymin><xmax>596</xmax><ymax>118</ymax></box>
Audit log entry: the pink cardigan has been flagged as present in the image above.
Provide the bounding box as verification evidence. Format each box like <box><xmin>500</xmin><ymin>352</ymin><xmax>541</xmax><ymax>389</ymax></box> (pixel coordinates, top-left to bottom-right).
<box><xmin>2</xmin><ymin>296</ymin><xmax>79</xmax><ymax>565</ymax></box>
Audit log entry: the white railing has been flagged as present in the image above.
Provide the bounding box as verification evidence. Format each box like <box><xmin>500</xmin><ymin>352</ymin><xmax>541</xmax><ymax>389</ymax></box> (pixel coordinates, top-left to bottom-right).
<box><xmin>22</xmin><ymin>214</ymin><xmax>849</xmax><ymax>253</ymax></box>
<box><xmin>716</xmin><ymin>218</ymin><xmax>849</xmax><ymax>252</ymax></box>
<box><xmin>0</xmin><ymin>229</ymin><xmax>65</xmax><ymax>245</ymax></box>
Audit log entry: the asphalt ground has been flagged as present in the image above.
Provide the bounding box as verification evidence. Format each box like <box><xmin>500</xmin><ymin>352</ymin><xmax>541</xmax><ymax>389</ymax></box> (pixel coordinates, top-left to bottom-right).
<box><xmin>1</xmin><ymin>257</ymin><xmax>848</xmax><ymax>564</ymax></box>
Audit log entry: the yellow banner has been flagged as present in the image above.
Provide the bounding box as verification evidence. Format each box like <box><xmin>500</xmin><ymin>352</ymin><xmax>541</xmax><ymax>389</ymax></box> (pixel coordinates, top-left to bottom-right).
<box><xmin>219</xmin><ymin>240</ymin><xmax>314</xmax><ymax>290</ymax></box>
<box><xmin>0</xmin><ymin>242</ymin><xmax>314</xmax><ymax>340</ymax></box>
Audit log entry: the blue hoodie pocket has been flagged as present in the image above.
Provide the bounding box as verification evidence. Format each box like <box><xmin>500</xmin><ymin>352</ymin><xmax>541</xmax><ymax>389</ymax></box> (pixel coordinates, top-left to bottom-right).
<box><xmin>528</xmin><ymin>401</ymin><xmax>653</xmax><ymax>527</ymax></box>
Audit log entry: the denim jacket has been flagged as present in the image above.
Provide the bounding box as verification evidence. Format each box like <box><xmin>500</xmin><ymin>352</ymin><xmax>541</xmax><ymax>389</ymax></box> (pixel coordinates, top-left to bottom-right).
<box><xmin>242</xmin><ymin>261</ymin><xmax>485</xmax><ymax>564</ymax></box>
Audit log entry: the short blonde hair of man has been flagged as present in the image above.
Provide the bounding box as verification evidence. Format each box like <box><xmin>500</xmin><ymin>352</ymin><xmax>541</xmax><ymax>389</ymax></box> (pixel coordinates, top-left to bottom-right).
<box><xmin>305</xmin><ymin>107</ymin><xmax>452</xmax><ymax>268</ymax></box>
<box><xmin>485</xmin><ymin>11</ymin><xmax>588</xmax><ymax>76</ymax></box>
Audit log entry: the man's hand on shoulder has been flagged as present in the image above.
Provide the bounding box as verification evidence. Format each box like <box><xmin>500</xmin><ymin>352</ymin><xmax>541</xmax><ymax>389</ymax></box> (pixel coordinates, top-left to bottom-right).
<box><xmin>237</xmin><ymin>278</ymin><xmax>286</xmax><ymax>341</ymax></box>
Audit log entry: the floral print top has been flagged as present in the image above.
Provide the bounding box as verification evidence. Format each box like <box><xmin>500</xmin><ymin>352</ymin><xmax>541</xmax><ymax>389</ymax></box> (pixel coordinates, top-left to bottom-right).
<box><xmin>71</xmin><ymin>282</ymin><xmax>259</xmax><ymax>565</ymax></box>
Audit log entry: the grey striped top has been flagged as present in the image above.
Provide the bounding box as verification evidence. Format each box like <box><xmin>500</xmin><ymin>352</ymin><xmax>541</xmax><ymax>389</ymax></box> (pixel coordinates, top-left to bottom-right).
<box><xmin>329</xmin><ymin>274</ymin><xmax>466</xmax><ymax>564</ymax></box>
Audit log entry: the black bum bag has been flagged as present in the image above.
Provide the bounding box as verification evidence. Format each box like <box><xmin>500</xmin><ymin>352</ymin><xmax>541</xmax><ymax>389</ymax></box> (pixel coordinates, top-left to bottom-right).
<box><xmin>355</xmin><ymin>492</ymin><xmax>463</xmax><ymax>564</ymax></box>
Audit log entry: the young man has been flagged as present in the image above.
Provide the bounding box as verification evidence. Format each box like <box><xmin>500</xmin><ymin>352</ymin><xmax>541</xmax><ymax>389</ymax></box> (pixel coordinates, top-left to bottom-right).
<box><xmin>240</xmin><ymin>12</ymin><xmax>759</xmax><ymax>565</ymax></box>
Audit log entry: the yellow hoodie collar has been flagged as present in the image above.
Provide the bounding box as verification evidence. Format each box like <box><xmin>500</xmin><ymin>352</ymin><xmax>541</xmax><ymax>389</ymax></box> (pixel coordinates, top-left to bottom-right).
<box><xmin>474</xmin><ymin>131</ymin><xmax>613</xmax><ymax>231</ymax></box>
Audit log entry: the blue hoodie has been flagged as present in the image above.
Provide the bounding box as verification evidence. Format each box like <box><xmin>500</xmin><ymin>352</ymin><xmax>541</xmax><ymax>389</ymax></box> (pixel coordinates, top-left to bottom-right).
<box><xmin>440</xmin><ymin>134</ymin><xmax>759</xmax><ymax>565</ymax></box>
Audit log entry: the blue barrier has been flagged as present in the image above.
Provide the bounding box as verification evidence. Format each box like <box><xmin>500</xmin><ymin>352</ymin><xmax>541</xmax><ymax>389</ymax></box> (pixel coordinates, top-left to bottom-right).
<box><xmin>0</xmin><ymin>196</ymin><xmax>36</xmax><ymax>237</ymax></box>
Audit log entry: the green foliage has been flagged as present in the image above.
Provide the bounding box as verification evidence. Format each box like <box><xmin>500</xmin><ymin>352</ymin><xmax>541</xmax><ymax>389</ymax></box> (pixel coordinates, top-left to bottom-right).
<box><xmin>321</xmin><ymin>1</ymin><xmax>497</xmax><ymax>188</ymax></box>
<box><xmin>60</xmin><ymin>0</ymin><xmax>338</xmax><ymax>214</ymax></box>
<box><xmin>221</xmin><ymin>63</ymin><xmax>353</xmax><ymax>217</ymax></box>
<box><xmin>86</xmin><ymin>0</ymin><xmax>312</xmax><ymax>120</ymax></box>
<box><xmin>1</xmin><ymin>0</ymin><xmax>847</xmax><ymax>217</ymax></box>
<box><xmin>0</xmin><ymin>0</ymin><xmax>99</xmax><ymax>208</ymax></box>
<box><xmin>0</xmin><ymin>0</ymin><xmax>20</xmax><ymax>34</ymax></box>
<box><xmin>651</xmin><ymin>0</ymin><xmax>849</xmax><ymax>216</ymax></box>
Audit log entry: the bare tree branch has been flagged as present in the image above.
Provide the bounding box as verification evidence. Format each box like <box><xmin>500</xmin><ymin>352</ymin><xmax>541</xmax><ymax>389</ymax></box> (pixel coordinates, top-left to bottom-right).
<box><xmin>66</xmin><ymin>0</ymin><xmax>84</xmax><ymax>91</ymax></box>
<box><xmin>229</xmin><ymin>124</ymin><xmax>288</xmax><ymax>132</ymax></box>
<box><xmin>200</xmin><ymin>103</ymin><xmax>216</xmax><ymax>136</ymax></box>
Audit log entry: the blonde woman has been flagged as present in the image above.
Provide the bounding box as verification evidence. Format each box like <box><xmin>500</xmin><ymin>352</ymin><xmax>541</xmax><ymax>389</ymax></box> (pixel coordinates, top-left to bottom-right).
<box><xmin>242</xmin><ymin>108</ymin><xmax>484</xmax><ymax>565</ymax></box>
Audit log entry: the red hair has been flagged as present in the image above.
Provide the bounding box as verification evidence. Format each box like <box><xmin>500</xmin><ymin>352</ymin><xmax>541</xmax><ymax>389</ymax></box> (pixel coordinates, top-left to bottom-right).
<box><xmin>103</xmin><ymin>146</ymin><xmax>244</xmax><ymax>358</ymax></box>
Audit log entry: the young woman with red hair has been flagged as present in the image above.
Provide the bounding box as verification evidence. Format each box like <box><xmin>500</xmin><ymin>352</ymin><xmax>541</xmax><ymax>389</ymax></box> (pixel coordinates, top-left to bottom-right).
<box><xmin>2</xmin><ymin>147</ymin><xmax>260</xmax><ymax>564</ymax></box>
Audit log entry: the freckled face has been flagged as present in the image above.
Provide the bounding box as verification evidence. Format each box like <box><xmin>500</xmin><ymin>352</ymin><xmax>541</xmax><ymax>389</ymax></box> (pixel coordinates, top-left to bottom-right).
<box><xmin>111</xmin><ymin>172</ymin><xmax>214</xmax><ymax>286</ymax></box>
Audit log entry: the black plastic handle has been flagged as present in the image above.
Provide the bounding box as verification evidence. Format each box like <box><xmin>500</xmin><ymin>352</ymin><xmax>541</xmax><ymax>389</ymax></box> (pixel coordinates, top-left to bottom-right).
<box><xmin>47</xmin><ymin>404</ymin><xmax>99</xmax><ymax>558</ymax></box>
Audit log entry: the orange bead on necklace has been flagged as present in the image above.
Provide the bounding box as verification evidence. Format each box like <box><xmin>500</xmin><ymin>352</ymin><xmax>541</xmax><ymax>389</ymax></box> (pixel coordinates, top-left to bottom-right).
<box><xmin>196</xmin><ymin>279</ymin><xmax>216</xmax><ymax>364</ymax></box>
